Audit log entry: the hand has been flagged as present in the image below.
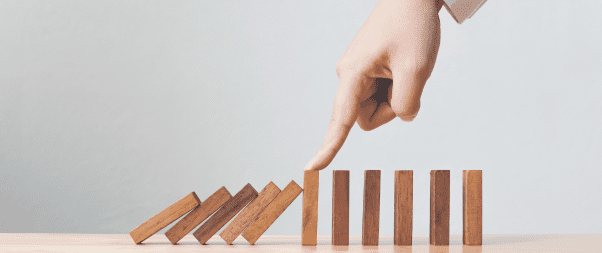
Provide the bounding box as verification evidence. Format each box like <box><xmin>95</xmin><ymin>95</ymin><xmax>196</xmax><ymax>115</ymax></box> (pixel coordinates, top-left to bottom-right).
<box><xmin>304</xmin><ymin>0</ymin><xmax>444</xmax><ymax>171</ymax></box>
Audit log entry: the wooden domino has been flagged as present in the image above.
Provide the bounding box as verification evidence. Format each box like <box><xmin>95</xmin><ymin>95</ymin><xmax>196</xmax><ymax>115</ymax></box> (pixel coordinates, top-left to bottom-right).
<box><xmin>220</xmin><ymin>182</ymin><xmax>281</xmax><ymax>244</ymax></box>
<box><xmin>242</xmin><ymin>180</ymin><xmax>303</xmax><ymax>245</ymax></box>
<box><xmin>129</xmin><ymin>192</ymin><xmax>200</xmax><ymax>244</ymax></box>
<box><xmin>165</xmin><ymin>187</ymin><xmax>231</xmax><ymax>244</ymax></box>
<box><xmin>394</xmin><ymin>170</ymin><xmax>413</xmax><ymax>245</ymax></box>
<box><xmin>430</xmin><ymin>170</ymin><xmax>450</xmax><ymax>245</ymax></box>
<box><xmin>193</xmin><ymin>184</ymin><xmax>258</xmax><ymax>244</ymax></box>
<box><xmin>302</xmin><ymin>170</ymin><xmax>319</xmax><ymax>246</ymax></box>
<box><xmin>463</xmin><ymin>170</ymin><xmax>482</xmax><ymax>245</ymax></box>
<box><xmin>332</xmin><ymin>170</ymin><xmax>349</xmax><ymax>245</ymax></box>
<box><xmin>362</xmin><ymin>170</ymin><xmax>381</xmax><ymax>246</ymax></box>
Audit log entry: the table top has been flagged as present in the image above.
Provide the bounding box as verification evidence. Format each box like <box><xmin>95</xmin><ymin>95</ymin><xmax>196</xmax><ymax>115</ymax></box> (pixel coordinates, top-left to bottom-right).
<box><xmin>1</xmin><ymin>233</ymin><xmax>600</xmax><ymax>252</ymax></box>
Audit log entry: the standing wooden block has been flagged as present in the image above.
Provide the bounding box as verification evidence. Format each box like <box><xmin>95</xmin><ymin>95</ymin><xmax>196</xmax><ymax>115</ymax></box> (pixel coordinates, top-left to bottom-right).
<box><xmin>165</xmin><ymin>187</ymin><xmax>231</xmax><ymax>244</ymax></box>
<box><xmin>332</xmin><ymin>170</ymin><xmax>350</xmax><ymax>246</ymax></box>
<box><xmin>193</xmin><ymin>184</ymin><xmax>258</xmax><ymax>244</ymax></box>
<box><xmin>302</xmin><ymin>170</ymin><xmax>319</xmax><ymax>246</ymax></box>
<box><xmin>430</xmin><ymin>170</ymin><xmax>450</xmax><ymax>245</ymax></box>
<box><xmin>242</xmin><ymin>180</ymin><xmax>303</xmax><ymax>245</ymax></box>
<box><xmin>463</xmin><ymin>170</ymin><xmax>482</xmax><ymax>245</ymax></box>
<box><xmin>129</xmin><ymin>192</ymin><xmax>200</xmax><ymax>244</ymax></box>
<box><xmin>220</xmin><ymin>182</ymin><xmax>281</xmax><ymax>244</ymax></box>
<box><xmin>362</xmin><ymin>170</ymin><xmax>381</xmax><ymax>246</ymax></box>
<box><xmin>394</xmin><ymin>170</ymin><xmax>413</xmax><ymax>246</ymax></box>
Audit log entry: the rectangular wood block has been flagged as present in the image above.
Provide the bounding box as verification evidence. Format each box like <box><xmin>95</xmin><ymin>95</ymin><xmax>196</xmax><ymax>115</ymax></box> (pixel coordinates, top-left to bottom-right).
<box><xmin>165</xmin><ymin>187</ymin><xmax>232</xmax><ymax>244</ymax></box>
<box><xmin>463</xmin><ymin>170</ymin><xmax>482</xmax><ymax>245</ymax></box>
<box><xmin>302</xmin><ymin>170</ymin><xmax>319</xmax><ymax>246</ymax></box>
<box><xmin>430</xmin><ymin>170</ymin><xmax>450</xmax><ymax>245</ymax></box>
<box><xmin>332</xmin><ymin>170</ymin><xmax>349</xmax><ymax>246</ymax></box>
<box><xmin>129</xmin><ymin>192</ymin><xmax>200</xmax><ymax>244</ymax></box>
<box><xmin>394</xmin><ymin>170</ymin><xmax>413</xmax><ymax>246</ymax></box>
<box><xmin>193</xmin><ymin>184</ymin><xmax>258</xmax><ymax>244</ymax></box>
<box><xmin>362</xmin><ymin>170</ymin><xmax>381</xmax><ymax>246</ymax></box>
<box><xmin>242</xmin><ymin>180</ymin><xmax>303</xmax><ymax>245</ymax></box>
<box><xmin>219</xmin><ymin>182</ymin><xmax>281</xmax><ymax>244</ymax></box>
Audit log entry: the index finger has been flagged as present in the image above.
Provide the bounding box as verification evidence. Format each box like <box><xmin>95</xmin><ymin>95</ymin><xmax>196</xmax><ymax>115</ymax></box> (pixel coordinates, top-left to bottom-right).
<box><xmin>306</xmin><ymin>74</ymin><xmax>368</xmax><ymax>170</ymax></box>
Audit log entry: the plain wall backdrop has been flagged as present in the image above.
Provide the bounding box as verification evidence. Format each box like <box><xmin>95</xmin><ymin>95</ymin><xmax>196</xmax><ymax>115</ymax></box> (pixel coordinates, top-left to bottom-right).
<box><xmin>1</xmin><ymin>0</ymin><xmax>601</xmax><ymax>236</ymax></box>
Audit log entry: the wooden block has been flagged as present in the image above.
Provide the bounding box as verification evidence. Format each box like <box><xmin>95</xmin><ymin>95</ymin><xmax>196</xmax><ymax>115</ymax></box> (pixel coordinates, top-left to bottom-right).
<box><xmin>463</xmin><ymin>170</ymin><xmax>482</xmax><ymax>245</ymax></box>
<box><xmin>430</xmin><ymin>170</ymin><xmax>450</xmax><ymax>245</ymax></box>
<box><xmin>165</xmin><ymin>187</ymin><xmax>231</xmax><ymax>244</ymax></box>
<box><xmin>220</xmin><ymin>182</ymin><xmax>281</xmax><ymax>244</ymax></box>
<box><xmin>129</xmin><ymin>192</ymin><xmax>200</xmax><ymax>244</ymax></box>
<box><xmin>332</xmin><ymin>170</ymin><xmax>350</xmax><ymax>246</ymax></box>
<box><xmin>193</xmin><ymin>184</ymin><xmax>258</xmax><ymax>244</ymax></box>
<box><xmin>302</xmin><ymin>170</ymin><xmax>319</xmax><ymax>246</ymax></box>
<box><xmin>362</xmin><ymin>170</ymin><xmax>381</xmax><ymax>246</ymax></box>
<box><xmin>394</xmin><ymin>170</ymin><xmax>413</xmax><ymax>245</ymax></box>
<box><xmin>242</xmin><ymin>180</ymin><xmax>303</xmax><ymax>245</ymax></box>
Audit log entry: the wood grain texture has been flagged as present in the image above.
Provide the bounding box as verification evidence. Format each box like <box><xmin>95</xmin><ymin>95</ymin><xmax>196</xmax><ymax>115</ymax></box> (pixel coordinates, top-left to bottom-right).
<box><xmin>165</xmin><ymin>187</ymin><xmax>231</xmax><ymax>244</ymax></box>
<box><xmin>129</xmin><ymin>192</ymin><xmax>201</xmax><ymax>244</ymax></box>
<box><xmin>430</xmin><ymin>170</ymin><xmax>450</xmax><ymax>245</ymax></box>
<box><xmin>362</xmin><ymin>170</ymin><xmax>381</xmax><ymax>246</ymax></box>
<box><xmin>242</xmin><ymin>180</ymin><xmax>303</xmax><ymax>245</ymax></box>
<box><xmin>302</xmin><ymin>170</ymin><xmax>319</xmax><ymax>246</ymax></box>
<box><xmin>220</xmin><ymin>182</ymin><xmax>281</xmax><ymax>245</ymax></box>
<box><xmin>193</xmin><ymin>184</ymin><xmax>258</xmax><ymax>244</ymax></box>
<box><xmin>463</xmin><ymin>170</ymin><xmax>482</xmax><ymax>245</ymax></box>
<box><xmin>394</xmin><ymin>170</ymin><xmax>413</xmax><ymax>246</ymax></box>
<box><xmin>332</xmin><ymin>170</ymin><xmax>350</xmax><ymax>246</ymax></box>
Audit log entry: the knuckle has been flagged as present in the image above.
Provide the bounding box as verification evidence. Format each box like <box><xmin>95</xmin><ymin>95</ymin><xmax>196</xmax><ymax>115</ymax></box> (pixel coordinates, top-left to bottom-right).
<box><xmin>391</xmin><ymin>99</ymin><xmax>421</xmax><ymax>121</ymax></box>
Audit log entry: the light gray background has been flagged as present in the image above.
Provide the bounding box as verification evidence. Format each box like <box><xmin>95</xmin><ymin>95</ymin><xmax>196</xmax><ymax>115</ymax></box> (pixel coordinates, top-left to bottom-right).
<box><xmin>1</xmin><ymin>0</ymin><xmax>601</xmax><ymax>236</ymax></box>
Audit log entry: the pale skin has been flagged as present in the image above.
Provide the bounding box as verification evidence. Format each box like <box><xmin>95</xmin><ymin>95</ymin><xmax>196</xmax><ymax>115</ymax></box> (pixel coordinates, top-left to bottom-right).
<box><xmin>304</xmin><ymin>0</ymin><xmax>444</xmax><ymax>171</ymax></box>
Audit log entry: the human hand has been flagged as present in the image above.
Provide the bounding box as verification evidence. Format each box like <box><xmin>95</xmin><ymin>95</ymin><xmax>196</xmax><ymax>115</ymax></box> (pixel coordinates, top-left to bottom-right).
<box><xmin>304</xmin><ymin>0</ymin><xmax>444</xmax><ymax>171</ymax></box>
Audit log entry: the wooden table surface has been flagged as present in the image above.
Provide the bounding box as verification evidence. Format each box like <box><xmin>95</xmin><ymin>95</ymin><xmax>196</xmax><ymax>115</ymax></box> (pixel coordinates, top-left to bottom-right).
<box><xmin>1</xmin><ymin>234</ymin><xmax>600</xmax><ymax>252</ymax></box>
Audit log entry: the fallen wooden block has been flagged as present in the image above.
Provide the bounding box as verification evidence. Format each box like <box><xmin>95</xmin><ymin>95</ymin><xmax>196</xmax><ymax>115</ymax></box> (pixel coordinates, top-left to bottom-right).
<box><xmin>220</xmin><ymin>182</ymin><xmax>281</xmax><ymax>244</ymax></box>
<box><xmin>463</xmin><ymin>170</ymin><xmax>482</xmax><ymax>245</ymax></box>
<box><xmin>165</xmin><ymin>187</ymin><xmax>231</xmax><ymax>244</ymax></box>
<box><xmin>394</xmin><ymin>170</ymin><xmax>413</xmax><ymax>246</ymax></box>
<box><xmin>332</xmin><ymin>170</ymin><xmax>349</xmax><ymax>246</ymax></box>
<box><xmin>362</xmin><ymin>170</ymin><xmax>381</xmax><ymax>246</ymax></box>
<box><xmin>129</xmin><ymin>192</ymin><xmax>200</xmax><ymax>244</ymax></box>
<box><xmin>302</xmin><ymin>170</ymin><xmax>319</xmax><ymax>246</ymax></box>
<box><xmin>430</xmin><ymin>170</ymin><xmax>450</xmax><ymax>245</ymax></box>
<box><xmin>193</xmin><ymin>184</ymin><xmax>258</xmax><ymax>244</ymax></box>
<box><xmin>242</xmin><ymin>180</ymin><xmax>303</xmax><ymax>245</ymax></box>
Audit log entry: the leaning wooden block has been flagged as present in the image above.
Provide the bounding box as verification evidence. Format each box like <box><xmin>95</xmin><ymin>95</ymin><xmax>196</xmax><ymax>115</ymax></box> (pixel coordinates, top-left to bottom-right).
<box><xmin>362</xmin><ymin>170</ymin><xmax>381</xmax><ymax>246</ymax></box>
<box><xmin>302</xmin><ymin>170</ymin><xmax>319</xmax><ymax>246</ymax></box>
<box><xmin>430</xmin><ymin>170</ymin><xmax>450</xmax><ymax>245</ymax></box>
<box><xmin>129</xmin><ymin>192</ymin><xmax>200</xmax><ymax>244</ymax></box>
<box><xmin>220</xmin><ymin>182</ymin><xmax>281</xmax><ymax>244</ymax></box>
<box><xmin>332</xmin><ymin>170</ymin><xmax>349</xmax><ymax>246</ymax></box>
<box><xmin>463</xmin><ymin>170</ymin><xmax>482</xmax><ymax>245</ymax></box>
<box><xmin>193</xmin><ymin>184</ymin><xmax>258</xmax><ymax>244</ymax></box>
<box><xmin>394</xmin><ymin>170</ymin><xmax>413</xmax><ymax>246</ymax></box>
<box><xmin>242</xmin><ymin>180</ymin><xmax>303</xmax><ymax>245</ymax></box>
<box><xmin>165</xmin><ymin>187</ymin><xmax>232</xmax><ymax>244</ymax></box>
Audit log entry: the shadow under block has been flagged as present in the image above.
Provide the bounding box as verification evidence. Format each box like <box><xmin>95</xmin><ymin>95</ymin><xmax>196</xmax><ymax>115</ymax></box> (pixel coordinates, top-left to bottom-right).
<box><xmin>394</xmin><ymin>170</ymin><xmax>413</xmax><ymax>246</ymax></box>
<box><xmin>362</xmin><ymin>170</ymin><xmax>381</xmax><ymax>246</ymax></box>
<box><xmin>129</xmin><ymin>192</ymin><xmax>201</xmax><ymax>244</ymax></box>
<box><xmin>220</xmin><ymin>182</ymin><xmax>281</xmax><ymax>244</ymax></box>
<box><xmin>430</xmin><ymin>170</ymin><xmax>450</xmax><ymax>245</ymax></box>
<box><xmin>165</xmin><ymin>187</ymin><xmax>232</xmax><ymax>244</ymax></box>
<box><xmin>332</xmin><ymin>170</ymin><xmax>350</xmax><ymax>246</ymax></box>
<box><xmin>463</xmin><ymin>170</ymin><xmax>482</xmax><ymax>245</ymax></box>
<box><xmin>193</xmin><ymin>184</ymin><xmax>258</xmax><ymax>244</ymax></box>
<box><xmin>302</xmin><ymin>170</ymin><xmax>319</xmax><ymax>246</ymax></box>
<box><xmin>242</xmin><ymin>180</ymin><xmax>303</xmax><ymax>245</ymax></box>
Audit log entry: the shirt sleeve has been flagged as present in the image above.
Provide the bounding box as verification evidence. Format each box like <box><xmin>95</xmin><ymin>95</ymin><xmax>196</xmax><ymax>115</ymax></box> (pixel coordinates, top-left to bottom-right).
<box><xmin>443</xmin><ymin>0</ymin><xmax>489</xmax><ymax>24</ymax></box>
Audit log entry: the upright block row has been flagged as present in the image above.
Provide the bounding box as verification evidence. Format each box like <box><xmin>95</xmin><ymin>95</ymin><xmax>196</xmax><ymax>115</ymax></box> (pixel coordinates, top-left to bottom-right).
<box><xmin>301</xmin><ymin>170</ymin><xmax>482</xmax><ymax>246</ymax></box>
